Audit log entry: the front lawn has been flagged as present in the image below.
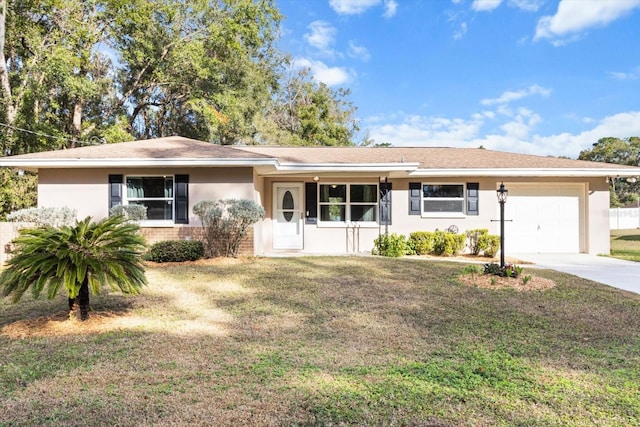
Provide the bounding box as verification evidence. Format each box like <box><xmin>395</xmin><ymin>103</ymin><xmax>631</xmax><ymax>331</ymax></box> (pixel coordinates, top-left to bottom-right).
<box><xmin>610</xmin><ymin>228</ymin><xmax>640</xmax><ymax>262</ymax></box>
<box><xmin>1</xmin><ymin>257</ymin><xmax>639</xmax><ymax>426</ymax></box>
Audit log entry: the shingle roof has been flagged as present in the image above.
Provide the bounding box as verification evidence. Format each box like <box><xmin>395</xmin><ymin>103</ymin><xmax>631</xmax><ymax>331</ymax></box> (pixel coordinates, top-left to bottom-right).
<box><xmin>1</xmin><ymin>136</ymin><xmax>639</xmax><ymax>176</ymax></box>
<box><xmin>234</xmin><ymin>145</ymin><xmax>630</xmax><ymax>170</ymax></box>
<box><xmin>2</xmin><ymin>136</ymin><xmax>272</xmax><ymax>160</ymax></box>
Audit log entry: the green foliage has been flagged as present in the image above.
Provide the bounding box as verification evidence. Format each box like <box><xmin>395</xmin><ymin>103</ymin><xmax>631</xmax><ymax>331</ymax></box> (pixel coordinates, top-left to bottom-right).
<box><xmin>0</xmin><ymin>215</ymin><xmax>147</xmax><ymax>320</ymax></box>
<box><xmin>432</xmin><ymin>231</ymin><xmax>466</xmax><ymax>256</ymax></box>
<box><xmin>7</xmin><ymin>206</ymin><xmax>77</xmax><ymax>228</ymax></box>
<box><xmin>408</xmin><ymin>231</ymin><xmax>435</xmax><ymax>255</ymax></box>
<box><xmin>477</xmin><ymin>233</ymin><xmax>500</xmax><ymax>257</ymax></box>
<box><xmin>465</xmin><ymin>228</ymin><xmax>488</xmax><ymax>255</ymax></box>
<box><xmin>372</xmin><ymin>233</ymin><xmax>409</xmax><ymax>257</ymax></box>
<box><xmin>109</xmin><ymin>204</ymin><xmax>147</xmax><ymax>221</ymax></box>
<box><xmin>461</xmin><ymin>264</ymin><xmax>482</xmax><ymax>276</ymax></box>
<box><xmin>0</xmin><ymin>169</ymin><xmax>37</xmax><ymax>220</ymax></box>
<box><xmin>578</xmin><ymin>137</ymin><xmax>640</xmax><ymax>207</ymax></box>
<box><xmin>408</xmin><ymin>231</ymin><xmax>465</xmax><ymax>256</ymax></box>
<box><xmin>144</xmin><ymin>240</ymin><xmax>204</xmax><ymax>263</ymax></box>
<box><xmin>193</xmin><ymin>199</ymin><xmax>265</xmax><ymax>257</ymax></box>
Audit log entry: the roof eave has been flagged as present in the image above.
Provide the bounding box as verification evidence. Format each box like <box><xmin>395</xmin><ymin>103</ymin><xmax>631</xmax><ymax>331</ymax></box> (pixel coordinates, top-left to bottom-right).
<box><xmin>408</xmin><ymin>168</ymin><xmax>640</xmax><ymax>177</ymax></box>
<box><xmin>0</xmin><ymin>158</ymin><xmax>279</xmax><ymax>170</ymax></box>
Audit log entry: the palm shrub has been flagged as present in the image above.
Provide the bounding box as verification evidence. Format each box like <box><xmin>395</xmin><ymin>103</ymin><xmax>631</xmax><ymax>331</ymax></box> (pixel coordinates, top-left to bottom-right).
<box><xmin>193</xmin><ymin>199</ymin><xmax>265</xmax><ymax>257</ymax></box>
<box><xmin>0</xmin><ymin>215</ymin><xmax>147</xmax><ymax>321</ymax></box>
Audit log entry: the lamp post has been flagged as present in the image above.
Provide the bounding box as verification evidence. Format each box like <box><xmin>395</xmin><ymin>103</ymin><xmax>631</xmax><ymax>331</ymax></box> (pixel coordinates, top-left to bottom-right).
<box><xmin>497</xmin><ymin>182</ymin><xmax>508</xmax><ymax>268</ymax></box>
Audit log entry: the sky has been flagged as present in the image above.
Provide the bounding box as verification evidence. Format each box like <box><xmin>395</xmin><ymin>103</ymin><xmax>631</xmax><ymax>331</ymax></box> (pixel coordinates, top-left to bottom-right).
<box><xmin>275</xmin><ymin>0</ymin><xmax>640</xmax><ymax>158</ymax></box>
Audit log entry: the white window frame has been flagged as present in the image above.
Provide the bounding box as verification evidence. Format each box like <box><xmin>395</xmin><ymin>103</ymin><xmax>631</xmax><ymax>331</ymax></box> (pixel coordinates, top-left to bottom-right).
<box><xmin>124</xmin><ymin>175</ymin><xmax>175</xmax><ymax>226</ymax></box>
<box><xmin>318</xmin><ymin>183</ymin><xmax>379</xmax><ymax>227</ymax></box>
<box><xmin>421</xmin><ymin>182</ymin><xmax>466</xmax><ymax>218</ymax></box>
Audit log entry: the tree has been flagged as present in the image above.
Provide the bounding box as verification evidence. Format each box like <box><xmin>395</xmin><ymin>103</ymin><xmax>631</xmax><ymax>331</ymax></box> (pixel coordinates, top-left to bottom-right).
<box><xmin>259</xmin><ymin>62</ymin><xmax>359</xmax><ymax>146</ymax></box>
<box><xmin>0</xmin><ymin>168</ymin><xmax>37</xmax><ymax>220</ymax></box>
<box><xmin>0</xmin><ymin>215</ymin><xmax>147</xmax><ymax>320</ymax></box>
<box><xmin>578</xmin><ymin>137</ymin><xmax>640</xmax><ymax>206</ymax></box>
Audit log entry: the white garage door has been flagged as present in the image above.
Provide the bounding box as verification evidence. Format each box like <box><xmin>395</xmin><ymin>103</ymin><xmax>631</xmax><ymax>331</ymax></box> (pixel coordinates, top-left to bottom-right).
<box><xmin>503</xmin><ymin>184</ymin><xmax>583</xmax><ymax>253</ymax></box>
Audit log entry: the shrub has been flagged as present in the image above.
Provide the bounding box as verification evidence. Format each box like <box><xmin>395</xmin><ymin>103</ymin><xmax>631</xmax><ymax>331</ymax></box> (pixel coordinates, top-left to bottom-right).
<box><xmin>372</xmin><ymin>233</ymin><xmax>409</xmax><ymax>257</ymax></box>
<box><xmin>109</xmin><ymin>204</ymin><xmax>148</xmax><ymax>221</ymax></box>
<box><xmin>408</xmin><ymin>231</ymin><xmax>435</xmax><ymax>255</ymax></box>
<box><xmin>145</xmin><ymin>240</ymin><xmax>204</xmax><ymax>263</ymax></box>
<box><xmin>432</xmin><ymin>231</ymin><xmax>466</xmax><ymax>256</ymax></box>
<box><xmin>193</xmin><ymin>199</ymin><xmax>265</xmax><ymax>258</ymax></box>
<box><xmin>7</xmin><ymin>206</ymin><xmax>77</xmax><ymax>228</ymax></box>
<box><xmin>477</xmin><ymin>233</ymin><xmax>500</xmax><ymax>257</ymax></box>
<box><xmin>466</xmin><ymin>228</ymin><xmax>488</xmax><ymax>255</ymax></box>
<box><xmin>483</xmin><ymin>262</ymin><xmax>521</xmax><ymax>278</ymax></box>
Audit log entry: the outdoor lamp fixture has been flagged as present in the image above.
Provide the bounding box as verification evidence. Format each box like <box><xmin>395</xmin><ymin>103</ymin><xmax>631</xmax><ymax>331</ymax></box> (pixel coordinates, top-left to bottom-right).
<box><xmin>497</xmin><ymin>182</ymin><xmax>508</xmax><ymax>268</ymax></box>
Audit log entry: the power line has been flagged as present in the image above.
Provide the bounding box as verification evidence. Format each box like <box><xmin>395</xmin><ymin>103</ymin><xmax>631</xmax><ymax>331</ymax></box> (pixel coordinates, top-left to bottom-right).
<box><xmin>0</xmin><ymin>122</ymin><xmax>78</xmax><ymax>145</ymax></box>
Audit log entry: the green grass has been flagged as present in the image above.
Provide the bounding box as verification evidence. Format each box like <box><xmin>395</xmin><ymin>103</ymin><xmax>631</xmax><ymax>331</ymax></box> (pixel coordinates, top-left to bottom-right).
<box><xmin>610</xmin><ymin>229</ymin><xmax>640</xmax><ymax>262</ymax></box>
<box><xmin>1</xmin><ymin>257</ymin><xmax>640</xmax><ymax>426</ymax></box>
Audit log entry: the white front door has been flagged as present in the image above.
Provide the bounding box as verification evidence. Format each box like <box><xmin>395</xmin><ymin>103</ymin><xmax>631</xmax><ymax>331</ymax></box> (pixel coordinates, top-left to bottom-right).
<box><xmin>273</xmin><ymin>183</ymin><xmax>303</xmax><ymax>250</ymax></box>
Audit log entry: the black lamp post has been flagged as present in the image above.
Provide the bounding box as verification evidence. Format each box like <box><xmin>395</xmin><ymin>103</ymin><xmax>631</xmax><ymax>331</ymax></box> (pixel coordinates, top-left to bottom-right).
<box><xmin>497</xmin><ymin>182</ymin><xmax>508</xmax><ymax>268</ymax></box>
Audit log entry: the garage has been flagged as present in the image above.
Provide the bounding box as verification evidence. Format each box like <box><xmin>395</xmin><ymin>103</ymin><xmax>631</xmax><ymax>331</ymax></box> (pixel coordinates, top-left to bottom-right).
<box><xmin>503</xmin><ymin>184</ymin><xmax>584</xmax><ymax>254</ymax></box>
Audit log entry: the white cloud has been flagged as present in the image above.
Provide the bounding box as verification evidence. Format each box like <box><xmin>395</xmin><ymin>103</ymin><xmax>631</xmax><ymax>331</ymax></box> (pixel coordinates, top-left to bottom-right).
<box><xmin>368</xmin><ymin>114</ymin><xmax>485</xmax><ymax>147</ymax></box>
<box><xmin>366</xmin><ymin>110</ymin><xmax>640</xmax><ymax>158</ymax></box>
<box><xmin>508</xmin><ymin>0</ymin><xmax>544</xmax><ymax>12</ymax></box>
<box><xmin>480</xmin><ymin>85</ymin><xmax>551</xmax><ymax>106</ymax></box>
<box><xmin>292</xmin><ymin>58</ymin><xmax>352</xmax><ymax>86</ymax></box>
<box><xmin>608</xmin><ymin>66</ymin><xmax>640</xmax><ymax>80</ymax></box>
<box><xmin>304</xmin><ymin>21</ymin><xmax>337</xmax><ymax>54</ymax></box>
<box><xmin>454</xmin><ymin>22</ymin><xmax>468</xmax><ymax>40</ymax></box>
<box><xmin>348</xmin><ymin>41</ymin><xmax>371</xmax><ymax>61</ymax></box>
<box><xmin>535</xmin><ymin>0</ymin><xmax>640</xmax><ymax>42</ymax></box>
<box><xmin>383</xmin><ymin>0</ymin><xmax>398</xmax><ymax>18</ymax></box>
<box><xmin>471</xmin><ymin>0</ymin><xmax>503</xmax><ymax>12</ymax></box>
<box><xmin>329</xmin><ymin>0</ymin><xmax>382</xmax><ymax>15</ymax></box>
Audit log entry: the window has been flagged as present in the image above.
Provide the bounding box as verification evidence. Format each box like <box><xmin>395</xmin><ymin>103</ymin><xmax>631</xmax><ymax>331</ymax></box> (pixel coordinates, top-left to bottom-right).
<box><xmin>319</xmin><ymin>184</ymin><xmax>377</xmax><ymax>223</ymax></box>
<box><xmin>126</xmin><ymin>176</ymin><xmax>174</xmax><ymax>221</ymax></box>
<box><xmin>422</xmin><ymin>184</ymin><xmax>465</xmax><ymax>215</ymax></box>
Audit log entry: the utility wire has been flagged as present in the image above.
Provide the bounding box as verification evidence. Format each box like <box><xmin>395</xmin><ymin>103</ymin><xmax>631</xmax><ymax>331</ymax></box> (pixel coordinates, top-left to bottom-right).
<box><xmin>0</xmin><ymin>122</ymin><xmax>77</xmax><ymax>144</ymax></box>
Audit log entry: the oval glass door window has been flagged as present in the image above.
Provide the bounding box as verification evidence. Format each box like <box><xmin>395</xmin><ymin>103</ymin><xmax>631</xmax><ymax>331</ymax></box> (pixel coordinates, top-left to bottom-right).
<box><xmin>282</xmin><ymin>190</ymin><xmax>294</xmax><ymax>222</ymax></box>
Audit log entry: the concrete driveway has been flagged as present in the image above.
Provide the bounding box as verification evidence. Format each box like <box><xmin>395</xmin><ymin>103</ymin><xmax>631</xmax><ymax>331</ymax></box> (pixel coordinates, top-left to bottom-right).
<box><xmin>515</xmin><ymin>253</ymin><xmax>640</xmax><ymax>295</ymax></box>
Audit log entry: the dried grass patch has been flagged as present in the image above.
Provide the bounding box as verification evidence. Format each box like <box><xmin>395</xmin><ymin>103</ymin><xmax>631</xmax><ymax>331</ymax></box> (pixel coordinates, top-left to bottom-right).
<box><xmin>458</xmin><ymin>273</ymin><xmax>557</xmax><ymax>291</ymax></box>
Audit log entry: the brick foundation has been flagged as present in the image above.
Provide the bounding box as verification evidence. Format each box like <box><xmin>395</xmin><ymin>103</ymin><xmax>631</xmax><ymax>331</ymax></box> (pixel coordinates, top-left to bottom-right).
<box><xmin>140</xmin><ymin>226</ymin><xmax>254</xmax><ymax>257</ymax></box>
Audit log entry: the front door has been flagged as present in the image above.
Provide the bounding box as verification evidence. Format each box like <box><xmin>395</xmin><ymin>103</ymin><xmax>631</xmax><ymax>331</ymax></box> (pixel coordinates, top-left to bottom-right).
<box><xmin>273</xmin><ymin>183</ymin><xmax>303</xmax><ymax>249</ymax></box>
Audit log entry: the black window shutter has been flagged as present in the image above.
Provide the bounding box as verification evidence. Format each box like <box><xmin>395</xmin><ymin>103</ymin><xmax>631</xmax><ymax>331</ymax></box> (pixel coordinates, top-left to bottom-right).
<box><xmin>108</xmin><ymin>175</ymin><xmax>123</xmax><ymax>209</ymax></box>
<box><xmin>409</xmin><ymin>182</ymin><xmax>421</xmax><ymax>215</ymax></box>
<box><xmin>305</xmin><ymin>182</ymin><xmax>317</xmax><ymax>224</ymax></box>
<box><xmin>466</xmin><ymin>182</ymin><xmax>479</xmax><ymax>216</ymax></box>
<box><xmin>379</xmin><ymin>182</ymin><xmax>392</xmax><ymax>225</ymax></box>
<box><xmin>175</xmin><ymin>174</ymin><xmax>189</xmax><ymax>224</ymax></box>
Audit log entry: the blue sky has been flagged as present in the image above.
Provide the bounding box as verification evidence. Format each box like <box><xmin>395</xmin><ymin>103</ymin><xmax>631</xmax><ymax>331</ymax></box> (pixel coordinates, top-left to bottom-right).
<box><xmin>276</xmin><ymin>0</ymin><xmax>640</xmax><ymax>158</ymax></box>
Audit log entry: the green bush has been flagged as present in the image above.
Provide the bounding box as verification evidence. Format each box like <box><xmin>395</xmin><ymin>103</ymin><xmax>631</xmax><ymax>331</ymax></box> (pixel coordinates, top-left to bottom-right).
<box><xmin>478</xmin><ymin>233</ymin><xmax>500</xmax><ymax>257</ymax></box>
<box><xmin>145</xmin><ymin>240</ymin><xmax>205</xmax><ymax>263</ymax></box>
<box><xmin>372</xmin><ymin>233</ymin><xmax>409</xmax><ymax>257</ymax></box>
<box><xmin>465</xmin><ymin>228</ymin><xmax>488</xmax><ymax>255</ymax></box>
<box><xmin>408</xmin><ymin>231</ymin><xmax>435</xmax><ymax>255</ymax></box>
<box><xmin>432</xmin><ymin>231</ymin><xmax>466</xmax><ymax>256</ymax></box>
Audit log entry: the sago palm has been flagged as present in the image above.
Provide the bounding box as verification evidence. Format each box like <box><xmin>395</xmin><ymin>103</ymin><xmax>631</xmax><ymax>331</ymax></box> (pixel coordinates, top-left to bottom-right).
<box><xmin>1</xmin><ymin>215</ymin><xmax>147</xmax><ymax>320</ymax></box>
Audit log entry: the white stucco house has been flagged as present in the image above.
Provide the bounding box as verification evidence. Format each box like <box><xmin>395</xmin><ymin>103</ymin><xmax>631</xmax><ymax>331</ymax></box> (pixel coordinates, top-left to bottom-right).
<box><xmin>2</xmin><ymin>136</ymin><xmax>640</xmax><ymax>258</ymax></box>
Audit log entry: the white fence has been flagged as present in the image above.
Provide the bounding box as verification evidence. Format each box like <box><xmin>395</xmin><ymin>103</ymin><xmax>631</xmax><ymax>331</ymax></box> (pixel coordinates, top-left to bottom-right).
<box><xmin>610</xmin><ymin>207</ymin><xmax>640</xmax><ymax>230</ymax></box>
